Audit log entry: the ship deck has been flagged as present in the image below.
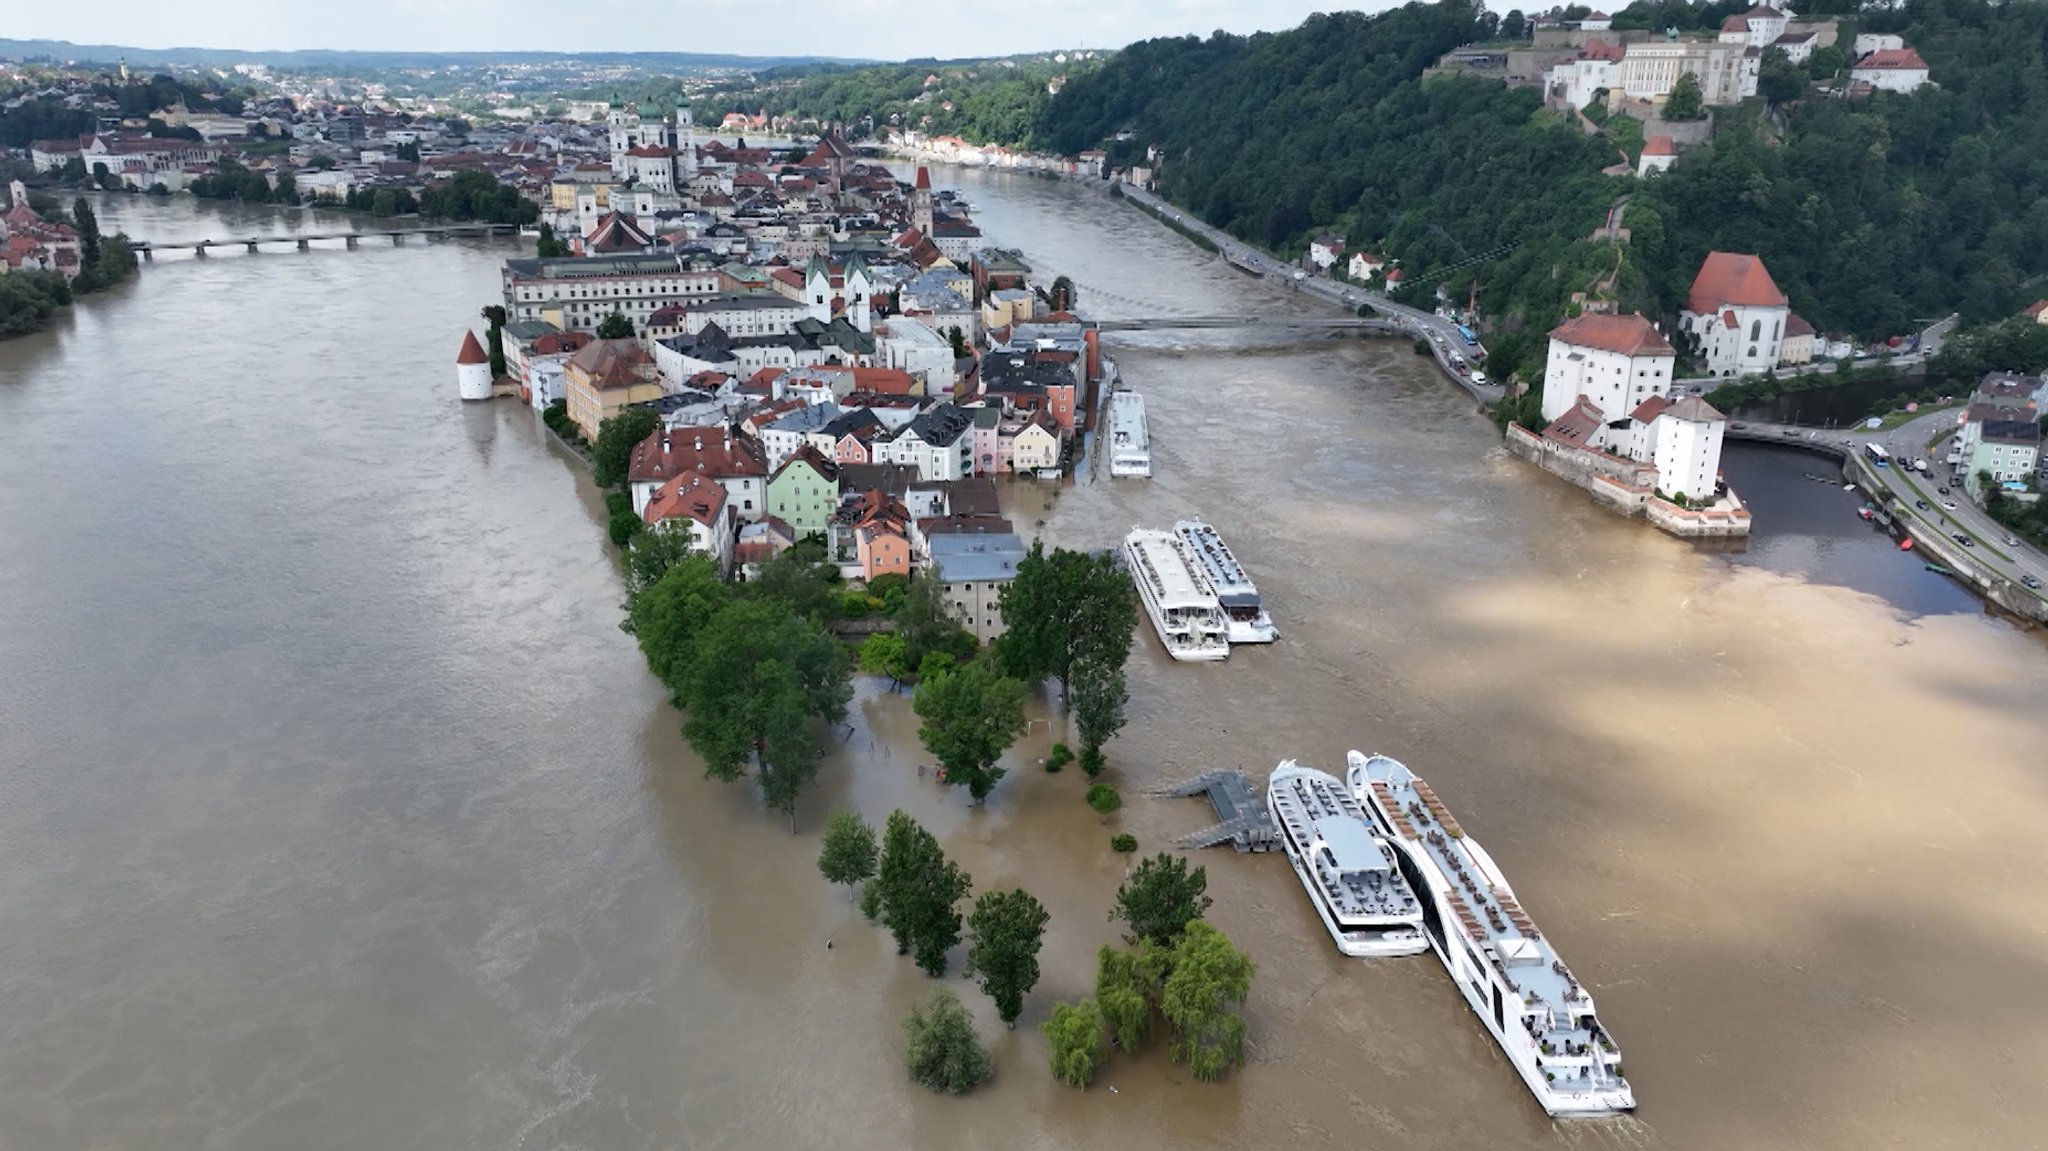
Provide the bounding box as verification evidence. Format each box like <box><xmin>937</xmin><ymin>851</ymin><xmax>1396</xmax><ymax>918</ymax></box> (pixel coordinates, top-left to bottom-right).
<box><xmin>1270</xmin><ymin>765</ymin><xmax>1418</xmax><ymax>923</ymax></box>
<box><xmin>1174</xmin><ymin>520</ymin><xmax>1259</xmax><ymax>600</ymax></box>
<box><xmin>1126</xmin><ymin>530</ymin><xmax>1217</xmax><ymax>611</ymax></box>
<box><xmin>1353</xmin><ymin>753</ymin><xmax>1589</xmax><ymax>1017</ymax></box>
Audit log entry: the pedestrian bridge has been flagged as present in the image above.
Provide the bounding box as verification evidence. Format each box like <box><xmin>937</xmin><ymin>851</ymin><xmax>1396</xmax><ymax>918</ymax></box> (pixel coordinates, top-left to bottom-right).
<box><xmin>134</xmin><ymin>222</ymin><xmax>526</xmax><ymax>258</ymax></box>
<box><xmin>1094</xmin><ymin>315</ymin><xmax>1413</xmax><ymax>335</ymax></box>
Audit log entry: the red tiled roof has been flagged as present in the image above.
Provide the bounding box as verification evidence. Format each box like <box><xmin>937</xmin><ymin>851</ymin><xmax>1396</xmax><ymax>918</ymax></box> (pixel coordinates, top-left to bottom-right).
<box><xmin>1581</xmin><ymin>38</ymin><xmax>1625</xmax><ymax>62</ymax></box>
<box><xmin>2024</xmin><ymin>300</ymin><xmax>2048</xmax><ymax>318</ymax></box>
<box><xmin>1643</xmin><ymin>135</ymin><xmax>1676</xmax><ymax>156</ymax></box>
<box><xmin>629</xmin><ymin>427</ymin><xmax>767</xmax><ymax>486</ymax></box>
<box><xmin>1784</xmin><ymin>312</ymin><xmax>1816</xmax><ymax>337</ymax></box>
<box><xmin>643</xmin><ymin>468</ymin><xmax>727</xmax><ymax>529</ymax></box>
<box><xmin>456</xmin><ymin>330</ymin><xmax>489</xmax><ymax>364</ymax></box>
<box><xmin>1629</xmin><ymin>395</ymin><xmax>1671</xmax><ymax>423</ymax></box>
<box><xmin>1856</xmin><ymin>47</ymin><xmax>1929</xmax><ymax>71</ymax></box>
<box><xmin>1542</xmin><ymin>397</ymin><xmax>1608</xmax><ymax>447</ymax></box>
<box><xmin>1721</xmin><ymin>15</ymin><xmax>1749</xmax><ymax>30</ymax></box>
<box><xmin>1548</xmin><ymin>312</ymin><xmax>1675</xmax><ymax>358</ymax></box>
<box><xmin>1688</xmin><ymin>252</ymin><xmax>1787</xmax><ymax>313</ymax></box>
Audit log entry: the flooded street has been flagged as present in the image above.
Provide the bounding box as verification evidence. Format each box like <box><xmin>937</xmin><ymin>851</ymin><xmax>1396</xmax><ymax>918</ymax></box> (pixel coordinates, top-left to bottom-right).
<box><xmin>1</xmin><ymin>181</ymin><xmax>2044</xmax><ymax>1150</ymax></box>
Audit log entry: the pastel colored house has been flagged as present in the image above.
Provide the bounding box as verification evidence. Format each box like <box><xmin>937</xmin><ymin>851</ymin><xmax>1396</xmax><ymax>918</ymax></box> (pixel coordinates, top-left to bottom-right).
<box><xmin>767</xmin><ymin>445</ymin><xmax>841</xmax><ymax>540</ymax></box>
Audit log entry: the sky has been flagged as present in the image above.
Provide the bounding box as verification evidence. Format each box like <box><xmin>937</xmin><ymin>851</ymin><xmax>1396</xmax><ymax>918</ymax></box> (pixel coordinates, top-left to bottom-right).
<box><xmin>7</xmin><ymin>0</ymin><xmax>1421</xmax><ymax>61</ymax></box>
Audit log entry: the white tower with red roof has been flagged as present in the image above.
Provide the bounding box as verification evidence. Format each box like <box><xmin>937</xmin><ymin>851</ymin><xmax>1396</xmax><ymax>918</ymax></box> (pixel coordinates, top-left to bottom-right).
<box><xmin>456</xmin><ymin>329</ymin><xmax>493</xmax><ymax>401</ymax></box>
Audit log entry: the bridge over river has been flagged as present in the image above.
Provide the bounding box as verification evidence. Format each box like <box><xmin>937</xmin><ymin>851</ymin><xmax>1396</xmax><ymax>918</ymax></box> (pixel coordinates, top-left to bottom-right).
<box><xmin>134</xmin><ymin>222</ymin><xmax>526</xmax><ymax>258</ymax></box>
<box><xmin>1093</xmin><ymin>314</ymin><xmax>1412</xmax><ymax>334</ymax></box>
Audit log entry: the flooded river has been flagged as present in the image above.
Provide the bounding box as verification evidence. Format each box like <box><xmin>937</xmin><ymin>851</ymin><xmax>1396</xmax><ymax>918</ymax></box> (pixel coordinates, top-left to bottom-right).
<box><xmin>1</xmin><ymin>182</ymin><xmax>2043</xmax><ymax>1151</ymax></box>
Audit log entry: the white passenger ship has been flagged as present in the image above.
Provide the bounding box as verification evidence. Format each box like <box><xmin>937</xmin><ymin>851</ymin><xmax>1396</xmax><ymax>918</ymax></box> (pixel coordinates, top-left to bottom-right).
<box><xmin>1268</xmin><ymin>760</ymin><xmax>1427</xmax><ymax>957</ymax></box>
<box><xmin>1174</xmin><ymin>519</ymin><xmax>1278</xmax><ymax>643</ymax></box>
<box><xmin>1108</xmin><ymin>391</ymin><xmax>1152</xmax><ymax>478</ymax></box>
<box><xmin>1122</xmin><ymin>527</ymin><xmax>1228</xmax><ymax>661</ymax></box>
<box><xmin>1347</xmin><ymin>751</ymin><xmax>1635</xmax><ymax>1116</ymax></box>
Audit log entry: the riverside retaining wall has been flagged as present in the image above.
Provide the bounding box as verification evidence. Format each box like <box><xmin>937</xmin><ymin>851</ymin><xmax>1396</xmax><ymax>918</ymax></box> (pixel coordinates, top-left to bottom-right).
<box><xmin>1505</xmin><ymin>425</ymin><xmax>1753</xmax><ymax>540</ymax></box>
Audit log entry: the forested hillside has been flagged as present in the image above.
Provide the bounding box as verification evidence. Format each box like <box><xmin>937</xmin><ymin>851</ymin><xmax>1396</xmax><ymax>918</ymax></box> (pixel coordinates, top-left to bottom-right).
<box><xmin>1039</xmin><ymin>0</ymin><xmax>2048</xmax><ymax>347</ymax></box>
<box><xmin>715</xmin><ymin>56</ymin><xmax>1099</xmax><ymax>148</ymax></box>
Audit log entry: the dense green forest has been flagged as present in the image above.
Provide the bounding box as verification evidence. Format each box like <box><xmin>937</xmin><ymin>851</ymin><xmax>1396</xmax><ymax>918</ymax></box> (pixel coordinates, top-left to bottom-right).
<box><xmin>717</xmin><ymin>56</ymin><xmax>1102</xmax><ymax>147</ymax></box>
<box><xmin>1036</xmin><ymin>0</ymin><xmax>2048</xmax><ymax>352</ymax></box>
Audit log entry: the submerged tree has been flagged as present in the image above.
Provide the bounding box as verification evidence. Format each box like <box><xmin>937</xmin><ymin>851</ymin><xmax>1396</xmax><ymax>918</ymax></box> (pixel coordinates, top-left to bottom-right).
<box><xmin>1110</xmin><ymin>853</ymin><xmax>1213</xmax><ymax>949</ymax></box>
<box><xmin>1162</xmin><ymin>921</ymin><xmax>1256</xmax><ymax>1081</ymax></box>
<box><xmin>965</xmin><ymin>888</ymin><xmax>1050</xmax><ymax>1026</ymax></box>
<box><xmin>818</xmin><ymin>809</ymin><xmax>879</xmax><ymax>899</ymax></box>
<box><xmin>1042</xmin><ymin>998</ymin><xmax>1108</xmax><ymax>1087</ymax></box>
<box><xmin>913</xmin><ymin>655</ymin><xmax>1028</xmax><ymax>804</ymax></box>
<box><xmin>902</xmin><ymin>986</ymin><xmax>992</xmax><ymax>1094</ymax></box>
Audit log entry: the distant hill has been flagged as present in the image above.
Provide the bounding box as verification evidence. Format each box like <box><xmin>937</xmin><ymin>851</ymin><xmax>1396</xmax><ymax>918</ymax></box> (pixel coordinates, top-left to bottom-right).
<box><xmin>0</xmin><ymin>38</ymin><xmax>864</xmax><ymax>73</ymax></box>
<box><xmin>1040</xmin><ymin>0</ymin><xmax>2048</xmax><ymax>350</ymax></box>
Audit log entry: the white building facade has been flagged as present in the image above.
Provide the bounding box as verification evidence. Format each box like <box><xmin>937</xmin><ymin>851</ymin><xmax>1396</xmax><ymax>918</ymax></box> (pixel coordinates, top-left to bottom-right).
<box><xmin>1540</xmin><ymin>313</ymin><xmax>1678</xmax><ymax>424</ymax></box>
<box><xmin>1680</xmin><ymin>252</ymin><xmax>1790</xmax><ymax>378</ymax></box>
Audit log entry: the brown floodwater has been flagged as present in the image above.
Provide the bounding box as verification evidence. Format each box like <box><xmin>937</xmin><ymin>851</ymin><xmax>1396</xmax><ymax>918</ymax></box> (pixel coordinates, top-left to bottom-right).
<box><xmin>0</xmin><ymin>182</ymin><xmax>2043</xmax><ymax>1151</ymax></box>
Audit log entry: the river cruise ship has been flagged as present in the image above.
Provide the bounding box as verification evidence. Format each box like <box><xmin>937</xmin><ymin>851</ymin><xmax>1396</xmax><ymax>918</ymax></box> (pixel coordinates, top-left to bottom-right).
<box><xmin>1174</xmin><ymin>519</ymin><xmax>1278</xmax><ymax>644</ymax></box>
<box><xmin>1268</xmin><ymin>760</ymin><xmax>1427</xmax><ymax>957</ymax></box>
<box><xmin>1108</xmin><ymin>391</ymin><xmax>1152</xmax><ymax>478</ymax></box>
<box><xmin>1347</xmin><ymin>750</ymin><xmax>1635</xmax><ymax>1116</ymax></box>
<box><xmin>1122</xmin><ymin>527</ymin><xmax>1228</xmax><ymax>661</ymax></box>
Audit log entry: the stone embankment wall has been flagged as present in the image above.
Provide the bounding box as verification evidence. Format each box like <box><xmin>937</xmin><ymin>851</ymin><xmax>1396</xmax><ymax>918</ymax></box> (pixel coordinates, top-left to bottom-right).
<box><xmin>1505</xmin><ymin>425</ymin><xmax>1753</xmax><ymax>539</ymax></box>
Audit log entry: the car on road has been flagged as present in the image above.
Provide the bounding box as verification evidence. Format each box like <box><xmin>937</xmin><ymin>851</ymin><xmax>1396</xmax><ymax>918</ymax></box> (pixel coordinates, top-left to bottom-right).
<box><xmin>2024</xmin><ymin>575</ymin><xmax>2043</xmax><ymax>590</ymax></box>
<box><xmin>1731</xmin><ymin>421</ymin><xmax>1747</xmax><ymax>430</ymax></box>
<box><xmin>1937</xmin><ymin>486</ymin><xmax>1950</xmax><ymax>495</ymax></box>
<box><xmin>2004</xmin><ymin>536</ymin><xmax>2021</xmax><ymax>548</ymax></box>
<box><xmin>1840</xmin><ymin>438</ymin><xmax>1854</xmax><ymax>447</ymax></box>
<box><xmin>1915</xmin><ymin>500</ymin><xmax>1931</xmax><ymax>511</ymax></box>
<box><xmin>1470</xmin><ymin>370</ymin><xmax>1488</xmax><ymax>386</ymax></box>
<box><xmin>1783</xmin><ymin>428</ymin><xmax>1802</xmax><ymax>437</ymax></box>
<box><xmin>1954</xmin><ymin>533</ymin><xmax>1975</xmax><ymax>547</ymax></box>
<box><xmin>1942</xmin><ymin>500</ymin><xmax>1958</xmax><ymax>511</ymax></box>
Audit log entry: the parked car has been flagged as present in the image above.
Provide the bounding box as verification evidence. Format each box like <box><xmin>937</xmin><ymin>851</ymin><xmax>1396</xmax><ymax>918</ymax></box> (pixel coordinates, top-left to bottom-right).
<box><xmin>1470</xmin><ymin>370</ymin><xmax>1489</xmax><ymax>386</ymax></box>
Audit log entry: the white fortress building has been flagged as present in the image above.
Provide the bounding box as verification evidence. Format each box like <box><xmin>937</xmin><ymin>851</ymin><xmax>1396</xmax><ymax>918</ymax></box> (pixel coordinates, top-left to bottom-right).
<box><xmin>1539</xmin><ymin>312</ymin><xmax>1729</xmax><ymax>504</ymax></box>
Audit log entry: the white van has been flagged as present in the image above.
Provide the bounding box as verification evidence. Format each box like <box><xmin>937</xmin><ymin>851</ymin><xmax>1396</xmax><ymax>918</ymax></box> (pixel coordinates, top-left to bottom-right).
<box><xmin>1470</xmin><ymin>370</ymin><xmax>1489</xmax><ymax>386</ymax></box>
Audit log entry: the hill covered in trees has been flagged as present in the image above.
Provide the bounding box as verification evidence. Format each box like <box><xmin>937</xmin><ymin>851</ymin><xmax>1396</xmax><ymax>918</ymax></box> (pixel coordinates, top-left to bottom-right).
<box><xmin>711</xmin><ymin>54</ymin><xmax>1102</xmax><ymax>148</ymax></box>
<box><xmin>1037</xmin><ymin>0</ymin><xmax>2048</xmax><ymax>350</ymax></box>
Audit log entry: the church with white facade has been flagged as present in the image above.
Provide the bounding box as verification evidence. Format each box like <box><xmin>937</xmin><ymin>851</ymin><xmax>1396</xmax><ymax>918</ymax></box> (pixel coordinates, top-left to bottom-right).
<box><xmin>1680</xmin><ymin>251</ymin><xmax>1791</xmax><ymax>378</ymax></box>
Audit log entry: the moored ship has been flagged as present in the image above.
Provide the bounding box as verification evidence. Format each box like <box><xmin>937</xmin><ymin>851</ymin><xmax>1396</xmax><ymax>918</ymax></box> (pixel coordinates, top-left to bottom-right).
<box><xmin>1347</xmin><ymin>750</ymin><xmax>1636</xmax><ymax>1116</ymax></box>
<box><xmin>1174</xmin><ymin>519</ymin><xmax>1278</xmax><ymax>643</ymax></box>
<box><xmin>1108</xmin><ymin>391</ymin><xmax>1152</xmax><ymax>478</ymax></box>
<box><xmin>1268</xmin><ymin>760</ymin><xmax>1427</xmax><ymax>957</ymax></box>
<box><xmin>1122</xmin><ymin>527</ymin><xmax>1228</xmax><ymax>661</ymax></box>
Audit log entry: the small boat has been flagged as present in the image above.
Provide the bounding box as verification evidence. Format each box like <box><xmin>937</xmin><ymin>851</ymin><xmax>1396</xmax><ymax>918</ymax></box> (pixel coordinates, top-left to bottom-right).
<box><xmin>1858</xmin><ymin>508</ymin><xmax>1874</xmax><ymax>521</ymax></box>
<box><xmin>1843</xmin><ymin>483</ymin><xmax>1856</xmax><ymax>492</ymax></box>
<box><xmin>1899</xmin><ymin>537</ymin><xmax>1915</xmax><ymax>551</ymax></box>
<box><xmin>1925</xmin><ymin>563</ymin><xmax>1953</xmax><ymax>575</ymax></box>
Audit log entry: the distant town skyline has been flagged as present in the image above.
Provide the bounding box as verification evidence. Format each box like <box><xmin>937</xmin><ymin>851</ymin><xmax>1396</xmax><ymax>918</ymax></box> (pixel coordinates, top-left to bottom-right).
<box><xmin>8</xmin><ymin>0</ymin><xmax>1428</xmax><ymax>62</ymax></box>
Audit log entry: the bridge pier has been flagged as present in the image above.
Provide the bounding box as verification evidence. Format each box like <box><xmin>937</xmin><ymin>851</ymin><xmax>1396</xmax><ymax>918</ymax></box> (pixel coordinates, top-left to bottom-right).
<box><xmin>345</xmin><ymin>235</ymin><xmax>358</xmax><ymax>249</ymax></box>
<box><xmin>297</xmin><ymin>238</ymin><xmax>310</xmax><ymax>251</ymax></box>
<box><xmin>246</xmin><ymin>240</ymin><xmax>260</xmax><ymax>253</ymax></box>
<box><xmin>140</xmin><ymin>245</ymin><xmax>152</xmax><ymax>262</ymax></box>
<box><xmin>391</xmin><ymin>233</ymin><xmax>405</xmax><ymax>246</ymax></box>
<box><xmin>193</xmin><ymin>242</ymin><xmax>208</xmax><ymax>257</ymax></box>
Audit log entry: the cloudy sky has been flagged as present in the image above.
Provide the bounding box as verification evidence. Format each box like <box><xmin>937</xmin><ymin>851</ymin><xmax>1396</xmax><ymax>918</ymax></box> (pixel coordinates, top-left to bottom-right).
<box><xmin>10</xmin><ymin>0</ymin><xmax>1421</xmax><ymax>60</ymax></box>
